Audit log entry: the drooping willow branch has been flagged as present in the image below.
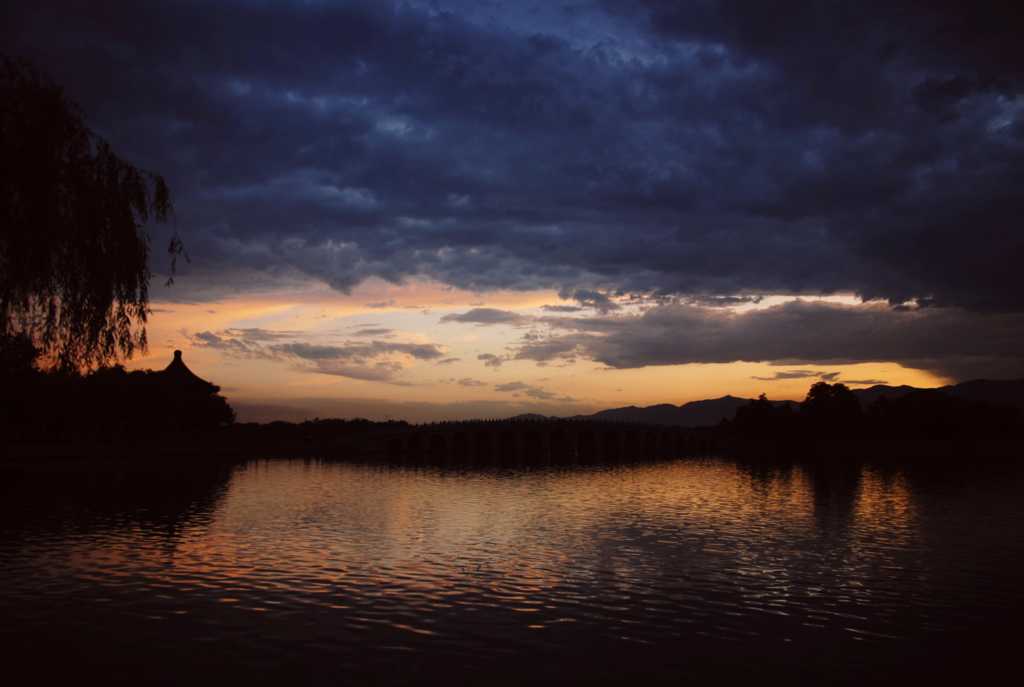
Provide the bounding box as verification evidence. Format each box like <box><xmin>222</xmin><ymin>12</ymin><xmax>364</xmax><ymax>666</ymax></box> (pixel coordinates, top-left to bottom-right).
<box><xmin>0</xmin><ymin>56</ymin><xmax>176</xmax><ymax>370</ymax></box>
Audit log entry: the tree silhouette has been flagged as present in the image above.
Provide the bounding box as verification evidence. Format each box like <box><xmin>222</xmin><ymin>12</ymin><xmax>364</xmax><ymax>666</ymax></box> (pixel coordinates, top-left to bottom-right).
<box><xmin>0</xmin><ymin>56</ymin><xmax>173</xmax><ymax>369</ymax></box>
<box><xmin>801</xmin><ymin>382</ymin><xmax>862</xmax><ymax>435</ymax></box>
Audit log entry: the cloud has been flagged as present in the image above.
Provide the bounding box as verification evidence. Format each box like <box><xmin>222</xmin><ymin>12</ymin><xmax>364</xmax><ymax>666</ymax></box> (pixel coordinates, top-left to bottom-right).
<box><xmin>273</xmin><ymin>341</ymin><xmax>445</xmax><ymax>362</ymax></box>
<box><xmin>541</xmin><ymin>304</ymin><xmax>584</xmax><ymax>313</ymax></box>
<box><xmin>436</xmin><ymin>357</ymin><xmax>461</xmax><ymax>365</ymax></box>
<box><xmin>456</xmin><ymin>377</ymin><xmax>486</xmax><ymax>387</ymax></box>
<box><xmin>518</xmin><ymin>300</ymin><xmax>1024</xmax><ymax>379</ymax></box>
<box><xmin>477</xmin><ymin>353</ymin><xmax>505</xmax><ymax>368</ymax></box>
<box><xmin>313</xmin><ymin>361</ymin><xmax>410</xmax><ymax>385</ymax></box>
<box><xmin>268</xmin><ymin>340</ymin><xmax>444</xmax><ymax>383</ymax></box>
<box><xmin>190</xmin><ymin>328</ymin><xmax>445</xmax><ymax>383</ymax></box>
<box><xmin>190</xmin><ymin>330</ymin><xmax>276</xmax><ymax>358</ymax></box>
<box><xmin>842</xmin><ymin>379</ymin><xmax>889</xmax><ymax>387</ymax></box>
<box><xmin>440</xmin><ymin>308</ymin><xmax>532</xmax><ymax>326</ymax></box>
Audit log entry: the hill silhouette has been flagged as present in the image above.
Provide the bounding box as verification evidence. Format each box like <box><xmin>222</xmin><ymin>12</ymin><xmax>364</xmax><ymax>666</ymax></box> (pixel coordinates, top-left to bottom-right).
<box><xmin>852</xmin><ymin>379</ymin><xmax>1024</xmax><ymax>411</ymax></box>
<box><xmin>572</xmin><ymin>396</ymin><xmax>795</xmax><ymax>427</ymax></box>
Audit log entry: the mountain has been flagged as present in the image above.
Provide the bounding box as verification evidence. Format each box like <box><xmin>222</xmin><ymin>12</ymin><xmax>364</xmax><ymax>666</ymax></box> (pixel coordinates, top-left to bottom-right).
<box><xmin>569</xmin><ymin>379</ymin><xmax>1024</xmax><ymax>428</ymax></box>
<box><xmin>578</xmin><ymin>396</ymin><xmax>771</xmax><ymax>428</ymax></box>
<box><xmin>849</xmin><ymin>384</ymin><xmax>921</xmax><ymax>406</ymax></box>
<box><xmin>507</xmin><ymin>413</ymin><xmax>553</xmax><ymax>422</ymax></box>
<box><xmin>943</xmin><ymin>379</ymin><xmax>1024</xmax><ymax>410</ymax></box>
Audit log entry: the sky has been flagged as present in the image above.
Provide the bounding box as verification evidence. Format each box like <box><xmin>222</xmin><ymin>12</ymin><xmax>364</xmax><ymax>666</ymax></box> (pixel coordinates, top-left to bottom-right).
<box><xmin>5</xmin><ymin>1</ymin><xmax>1023</xmax><ymax>421</ymax></box>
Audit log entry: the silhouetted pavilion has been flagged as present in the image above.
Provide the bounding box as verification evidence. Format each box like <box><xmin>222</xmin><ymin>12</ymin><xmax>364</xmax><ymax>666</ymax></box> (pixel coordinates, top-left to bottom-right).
<box><xmin>149</xmin><ymin>350</ymin><xmax>234</xmax><ymax>430</ymax></box>
<box><xmin>159</xmin><ymin>350</ymin><xmax>220</xmax><ymax>394</ymax></box>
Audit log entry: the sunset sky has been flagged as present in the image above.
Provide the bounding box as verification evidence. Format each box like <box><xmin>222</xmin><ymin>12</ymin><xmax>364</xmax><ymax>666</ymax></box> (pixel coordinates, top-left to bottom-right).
<box><xmin>6</xmin><ymin>1</ymin><xmax>1022</xmax><ymax>421</ymax></box>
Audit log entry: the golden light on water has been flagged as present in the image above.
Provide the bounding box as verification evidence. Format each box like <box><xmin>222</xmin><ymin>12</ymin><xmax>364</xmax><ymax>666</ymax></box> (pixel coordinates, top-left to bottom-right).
<box><xmin>58</xmin><ymin>461</ymin><xmax>918</xmax><ymax>597</ymax></box>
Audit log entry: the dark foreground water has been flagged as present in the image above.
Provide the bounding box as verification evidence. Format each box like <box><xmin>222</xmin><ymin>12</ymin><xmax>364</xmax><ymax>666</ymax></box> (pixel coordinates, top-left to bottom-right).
<box><xmin>1</xmin><ymin>457</ymin><xmax>1022</xmax><ymax>684</ymax></box>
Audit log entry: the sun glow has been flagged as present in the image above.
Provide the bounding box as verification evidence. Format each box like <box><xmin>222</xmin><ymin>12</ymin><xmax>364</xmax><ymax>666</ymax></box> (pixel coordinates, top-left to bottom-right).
<box><xmin>123</xmin><ymin>280</ymin><xmax>954</xmax><ymax>423</ymax></box>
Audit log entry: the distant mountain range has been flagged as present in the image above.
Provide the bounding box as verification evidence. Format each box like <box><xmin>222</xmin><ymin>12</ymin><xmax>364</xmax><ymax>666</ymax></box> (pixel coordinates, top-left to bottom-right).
<box><xmin>543</xmin><ymin>379</ymin><xmax>1024</xmax><ymax>428</ymax></box>
<box><xmin>852</xmin><ymin>379</ymin><xmax>1024</xmax><ymax>410</ymax></box>
<box><xmin>574</xmin><ymin>396</ymin><xmax>771</xmax><ymax>428</ymax></box>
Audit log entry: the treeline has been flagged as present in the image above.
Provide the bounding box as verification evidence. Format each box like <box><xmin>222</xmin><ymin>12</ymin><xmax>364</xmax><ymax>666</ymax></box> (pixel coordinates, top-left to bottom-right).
<box><xmin>722</xmin><ymin>382</ymin><xmax>1022</xmax><ymax>439</ymax></box>
<box><xmin>1</xmin><ymin>334</ymin><xmax>234</xmax><ymax>443</ymax></box>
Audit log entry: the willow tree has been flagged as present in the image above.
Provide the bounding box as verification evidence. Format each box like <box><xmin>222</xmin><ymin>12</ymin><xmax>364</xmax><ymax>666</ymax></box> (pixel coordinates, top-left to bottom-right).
<box><xmin>0</xmin><ymin>56</ymin><xmax>176</xmax><ymax>369</ymax></box>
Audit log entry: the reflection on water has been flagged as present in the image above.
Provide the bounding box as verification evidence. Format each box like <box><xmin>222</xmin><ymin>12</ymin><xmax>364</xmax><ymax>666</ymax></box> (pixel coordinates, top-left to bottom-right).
<box><xmin>0</xmin><ymin>458</ymin><xmax>1021</xmax><ymax>684</ymax></box>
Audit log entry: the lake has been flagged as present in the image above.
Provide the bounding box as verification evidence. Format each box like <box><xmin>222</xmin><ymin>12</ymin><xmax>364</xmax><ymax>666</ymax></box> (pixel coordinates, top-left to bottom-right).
<box><xmin>1</xmin><ymin>457</ymin><xmax>1021</xmax><ymax>684</ymax></box>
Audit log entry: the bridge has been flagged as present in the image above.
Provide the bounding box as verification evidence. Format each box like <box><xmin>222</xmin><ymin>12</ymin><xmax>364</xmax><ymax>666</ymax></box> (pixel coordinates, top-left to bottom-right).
<box><xmin>382</xmin><ymin>420</ymin><xmax>716</xmax><ymax>467</ymax></box>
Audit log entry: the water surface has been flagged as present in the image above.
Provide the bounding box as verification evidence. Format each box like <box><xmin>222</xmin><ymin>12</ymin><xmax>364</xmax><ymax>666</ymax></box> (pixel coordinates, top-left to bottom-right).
<box><xmin>1</xmin><ymin>458</ymin><xmax>1021</xmax><ymax>683</ymax></box>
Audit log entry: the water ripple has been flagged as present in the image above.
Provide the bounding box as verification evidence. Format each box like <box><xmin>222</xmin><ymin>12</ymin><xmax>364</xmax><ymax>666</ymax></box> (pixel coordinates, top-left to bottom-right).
<box><xmin>1</xmin><ymin>458</ymin><xmax>1022</xmax><ymax>682</ymax></box>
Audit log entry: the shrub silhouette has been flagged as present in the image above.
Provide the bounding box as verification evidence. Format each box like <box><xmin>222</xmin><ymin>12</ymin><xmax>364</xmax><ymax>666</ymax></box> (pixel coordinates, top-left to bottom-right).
<box><xmin>721</xmin><ymin>381</ymin><xmax>1022</xmax><ymax>444</ymax></box>
<box><xmin>729</xmin><ymin>393</ymin><xmax>798</xmax><ymax>438</ymax></box>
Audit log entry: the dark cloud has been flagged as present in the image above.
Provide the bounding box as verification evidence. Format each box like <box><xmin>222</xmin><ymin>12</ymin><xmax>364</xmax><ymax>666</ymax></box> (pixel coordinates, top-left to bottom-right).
<box><xmin>687</xmin><ymin>295</ymin><xmax>764</xmax><ymax>308</ymax></box>
<box><xmin>494</xmin><ymin>380</ymin><xmax>567</xmax><ymax>401</ymax></box>
<box><xmin>5</xmin><ymin>0</ymin><xmax>1022</xmax><ymax>367</ymax></box>
<box><xmin>561</xmin><ymin>289</ymin><xmax>621</xmax><ymax>314</ymax></box>
<box><xmin>512</xmin><ymin>337</ymin><xmax>581</xmax><ymax>364</ymax></box>
<box><xmin>223</xmin><ymin>327</ymin><xmax>301</xmax><ymax>341</ymax></box>
<box><xmin>436</xmin><ymin>357</ymin><xmax>461</xmax><ymax>365</ymax></box>
<box><xmin>494</xmin><ymin>381</ymin><xmax>530</xmax><ymax>393</ymax></box>
<box><xmin>751</xmin><ymin>370</ymin><xmax>840</xmax><ymax>382</ymax></box>
<box><xmin>456</xmin><ymin>378</ymin><xmax>486</xmax><ymax>387</ymax></box>
<box><xmin>843</xmin><ymin>379</ymin><xmax>889</xmax><ymax>387</ymax></box>
<box><xmin>541</xmin><ymin>304</ymin><xmax>584</xmax><ymax>313</ymax></box>
<box><xmin>440</xmin><ymin>308</ymin><xmax>532</xmax><ymax>326</ymax></box>
<box><xmin>517</xmin><ymin>300</ymin><xmax>1024</xmax><ymax>379</ymax></box>
<box><xmin>350</xmin><ymin>327</ymin><xmax>395</xmax><ymax>338</ymax></box>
